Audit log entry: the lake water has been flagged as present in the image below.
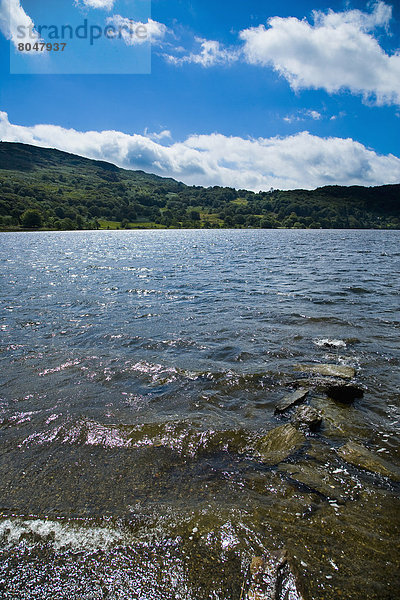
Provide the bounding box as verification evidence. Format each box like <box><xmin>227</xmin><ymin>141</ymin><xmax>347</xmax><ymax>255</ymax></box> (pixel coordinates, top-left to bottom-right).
<box><xmin>0</xmin><ymin>229</ymin><xmax>399</xmax><ymax>599</ymax></box>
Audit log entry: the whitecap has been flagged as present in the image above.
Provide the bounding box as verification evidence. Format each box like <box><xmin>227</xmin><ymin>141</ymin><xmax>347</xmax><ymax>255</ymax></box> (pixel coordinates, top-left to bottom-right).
<box><xmin>0</xmin><ymin>518</ymin><xmax>127</xmax><ymax>551</ymax></box>
<box><xmin>313</xmin><ymin>338</ymin><xmax>346</xmax><ymax>349</ymax></box>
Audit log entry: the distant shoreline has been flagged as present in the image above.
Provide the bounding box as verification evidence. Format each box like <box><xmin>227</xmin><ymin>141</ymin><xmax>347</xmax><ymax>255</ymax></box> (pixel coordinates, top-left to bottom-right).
<box><xmin>1</xmin><ymin>226</ymin><xmax>399</xmax><ymax>232</ymax></box>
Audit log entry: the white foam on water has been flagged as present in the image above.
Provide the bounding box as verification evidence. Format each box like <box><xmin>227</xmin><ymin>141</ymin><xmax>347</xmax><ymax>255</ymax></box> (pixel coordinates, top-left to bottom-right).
<box><xmin>0</xmin><ymin>518</ymin><xmax>127</xmax><ymax>551</ymax></box>
<box><xmin>313</xmin><ymin>338</ymin><xmax>347</xmax><ymax>348</ymax></box>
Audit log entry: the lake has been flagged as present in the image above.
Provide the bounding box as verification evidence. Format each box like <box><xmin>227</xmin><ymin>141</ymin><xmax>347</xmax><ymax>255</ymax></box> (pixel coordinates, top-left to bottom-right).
<box><xmin>0</xmin><ymin>229</ymin><xmax>399</xmax><ymax>599</ymax></box>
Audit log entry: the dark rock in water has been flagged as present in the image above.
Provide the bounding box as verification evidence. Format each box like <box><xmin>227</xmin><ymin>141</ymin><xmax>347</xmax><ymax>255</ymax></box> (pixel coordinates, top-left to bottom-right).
<box><xmin>275</xmin><ymin>389</ymin><xmax>309</xmax><ymax>414</ymax></box>
<box><xmin>337</xmin><ymin>441</ymin><xmax>400</xmax><ymax>482</ymax></box>
<box><xmin>291</xmin><ymin>405</ymin><xmax>322</xmax><ymax>432</ymax></box>
<box><xmin>326</xmin><ymin>384</ymin><xmax>364</xmax><ymax>403</ymax></box>
<box><xmin>345</xmin><ymin>337</ymin><xmax>361</xmax><ymax>345</ymax></box>
<box><xmin>258</xmin><ymin>424</ymin><xmax>305</xmax><ymax>466</ymax></box>
<box><xmin>246</xmin><ymin>550</ymin><xmax>304</xmax><ymax>600</ymax></box>
<box><xmin>294</xmin><ymin>364</ymin><xmax>355</xmax><ymax>380</ymax></box>
<box><xmin>290</xmin><ymin>376</ymin><xmax>346</xmax><ymax>394</ymax></box>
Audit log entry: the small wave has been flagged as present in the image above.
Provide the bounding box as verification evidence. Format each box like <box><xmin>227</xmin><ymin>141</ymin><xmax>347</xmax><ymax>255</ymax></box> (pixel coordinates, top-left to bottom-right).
<box><xmin>93</xmin><ymin>361</ymin><xmax>274</xmax><ymax>390</ymax></box>
<box><xmin>90</xmin><ymin>360</ymin><xmax>187</xmax><ymax>385</ymax></box>
<box><xmin>295</xmin><ymin>314</ymin><xmax>360</xmax><ymax>327</ymax></box>
<box><xmin>39</xmin><ymin>359</ymin><xmax>81</xmax><ymax>376</ymax></box>
<box><xmin>1</xmin><ymin>410</ymin><xmax>41</xmax><ymax>428</ymax></box>
<box><xmin>21</xmin><ymin>418</ymin><xmax>130</xmax><ymax>449</ymax></box>
<box><xmin>141</xmin><ymin>338</ymin><xmax>207</xmax><ymax>351</ymax></box>
<box><xmin>20</xmin><ymin>417</ymin><xmax>256</xmax><ymax>458</ymax></box>
<box><xmin>346</xmin><ymin>286</ymin><xmax>372</xmax><ymax>295</ymax></box>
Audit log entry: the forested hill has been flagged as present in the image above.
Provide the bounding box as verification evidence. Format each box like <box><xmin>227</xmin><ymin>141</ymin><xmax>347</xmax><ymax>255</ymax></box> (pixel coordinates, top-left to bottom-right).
<box><xmin>0</xmin><ymin>141</ymin><xmax>399</xmax><ymax>230</ymax></box>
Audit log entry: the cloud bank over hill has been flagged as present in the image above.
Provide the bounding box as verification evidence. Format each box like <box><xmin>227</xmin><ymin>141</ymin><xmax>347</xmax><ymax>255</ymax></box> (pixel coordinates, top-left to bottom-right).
<box><xmin>1</xmin><ymin>112</ymin><xmax>400</xmax><ymax>190</ymax></box>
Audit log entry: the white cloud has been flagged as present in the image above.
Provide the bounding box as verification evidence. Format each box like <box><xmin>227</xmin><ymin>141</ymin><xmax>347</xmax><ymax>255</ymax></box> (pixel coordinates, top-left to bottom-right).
<box><xmin>144</xmin><ymin>129</ymin><xmax>172</xmax><ymax>142</ymax></box>
<box><xmin>308</xmin><ymin>110</ymin><xmax>322</xmax><ymax>120</ymax></box>
<box><xmin>106</xmin><ymin>16</ymin><xmax>167</xmax><ymax>45</ymax></box>
<box><xmin>1</xmin><ymin>111</ymin><xmax>399</xmax><ymax>191</ymax></box>
<box><xmin>240</xmin><ymin>2</ymin><xmax>400</xmax><ymax>106</ymax></box>
<box><xmin>312</xmin><ymin>1</ymin><xmax>392</xmax><ymax>31</ymax></box>
<box><xmin>165</xmin><ymin>37</ymin><xmax>239</xmax><ymax>67</ymax></box>
<box><xmin>75</xmin><ymin>0</ymin><xmax>115</xmax><ymax>10</ymax></box>
<box><xmin>0</xmin><ymin>0</ymin><xmax>40</xmax><ymax>49</ymax></box>
<box><xmin>330</xmin><ymin>111</ymin><xmax>346</xmax><ymax>121</ymax></box>
<box><xmin>284</xmin><ymin>109</ymin><xmax>322</xmax><ymax>123</ymax></box>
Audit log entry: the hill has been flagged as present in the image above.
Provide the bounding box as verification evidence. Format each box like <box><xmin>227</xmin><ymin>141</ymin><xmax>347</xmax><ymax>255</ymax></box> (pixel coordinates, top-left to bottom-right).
<box><xmin>0</xmin><ymin>141</ymin><xmax>399</xmax><ymax>230</ymax></box>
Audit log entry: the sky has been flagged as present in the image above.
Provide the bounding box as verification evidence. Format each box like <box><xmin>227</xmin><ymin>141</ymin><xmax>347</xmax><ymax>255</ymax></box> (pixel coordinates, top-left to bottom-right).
<box><xmin>0</xmin><ymin>0</ymin><xmax>399</xmax><ymax>190</ymax></box>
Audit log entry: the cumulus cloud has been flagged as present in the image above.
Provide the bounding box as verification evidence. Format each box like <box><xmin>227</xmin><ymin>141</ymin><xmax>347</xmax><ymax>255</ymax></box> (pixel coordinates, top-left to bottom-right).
<box><xmin>106</xmin><ymin>15</ymin><xmax>167</xmax><ymax>45</ymax></box>
<box><xmin>75</xmin><ymin>0</ymin><xmax>116</xmax><ymax>9</ymax></box>
<box><xmin>0</xmin><ymin>0</ymin><xmax>40</xmax><ymax>49</ymax></box>
<box><xmin>165</xmin><ymin>37</ymin><xmax>239</xmax><ymax>67</ymax></box>
<box><xmin>240</xmin><ymin>1</ymin><xmax>400</xmax><ymax>106</ymax></box>
<box><xmin>1</xmin><ymin>111</ymin><xmax>399</xmax><ymax>191</ymax></box>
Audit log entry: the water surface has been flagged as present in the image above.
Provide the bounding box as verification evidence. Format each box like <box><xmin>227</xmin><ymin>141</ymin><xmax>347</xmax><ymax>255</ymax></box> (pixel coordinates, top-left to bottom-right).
<box><xmin>0</xmin><ymin>230</ymin><xmax>399</xmax><ymax>599</ymax></box>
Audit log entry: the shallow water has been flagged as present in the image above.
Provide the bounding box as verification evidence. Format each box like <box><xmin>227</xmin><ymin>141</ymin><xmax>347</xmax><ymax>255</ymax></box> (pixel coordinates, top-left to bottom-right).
<box><xmin>0</xmin><ymin>229</ymin><xmax>399</xmax><ymax>599</ymax></box>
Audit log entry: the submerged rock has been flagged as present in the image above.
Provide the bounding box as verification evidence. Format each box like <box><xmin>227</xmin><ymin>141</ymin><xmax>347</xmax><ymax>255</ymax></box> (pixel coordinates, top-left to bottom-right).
<box><xmin>246</xmin><ymin>550</ymin><xmax>304</xmax><ymax>600</ymax></box>
<box><xmin>310</xmin><ymin>396</ymin><xmax>372</xmax><ymax>440</ymax></box>
<box><xmin>337</xmin><ymin>441</ymin><xmax>400</xmax><ymax>482</ymax></box>
<box><xmin>278</xmin><ymin>462</ymin><xmax>353</xmax><ymax>502</ymax></box>
<box><xmin>258</xmin><ymin>424</ymin><xmax>305</xmax><ymax>466</ymax></box>
<box><xmin>294</xmin><ymin>364</ymin><xmax>355</xmax><ymax>380</ymax></box>
<box><xmin>291</xmin><ymin>405</ymin><xmax>322</xmax><ymax>432</ymax></box>
<box><xmin>275</xmin><ymin>389</ymin><xmax>309</xmax><ymax>414</ymax></box>
<box><xmin>326</xmin><ymin>384</ymin><xmax>364</xmax><ymax>404</ymax></box>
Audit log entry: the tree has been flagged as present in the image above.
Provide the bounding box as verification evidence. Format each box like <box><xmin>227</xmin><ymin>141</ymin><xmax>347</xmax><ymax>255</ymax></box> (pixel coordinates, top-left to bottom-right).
<box><xmin>189</xmin><ymin>210</ymin><xmax>200</xmax><ymax>221</ymax></box>
<box><xmin>233</xmin><ymin>214</ymin><xmax>245</xmax><ymax>226</ymax></box>
<box><xmin>59</xmin><ymin>218</ymin><xmax>75</xmax><ymax>230</ymax></box>
<box><xmin>21</xmin><ymin>209</ymin><xmax>42</xmax><ymax>228</ymax></box>
<box><xmin>260</xmin><ymin>216</ymin><xmax>277</xmax><ymax>229</ymax></box>
<box><xmin>55</xmin><ymin>206</ymin><xmax>65</xmax><ymax>219</ymax></box>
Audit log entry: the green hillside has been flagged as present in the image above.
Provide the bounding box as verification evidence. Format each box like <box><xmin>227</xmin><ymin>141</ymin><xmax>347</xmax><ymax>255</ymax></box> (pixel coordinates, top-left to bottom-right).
<box><xmin>0</xmin><ymin>141</ymin><xmax>399</xmax><ymax>230</ymax></box>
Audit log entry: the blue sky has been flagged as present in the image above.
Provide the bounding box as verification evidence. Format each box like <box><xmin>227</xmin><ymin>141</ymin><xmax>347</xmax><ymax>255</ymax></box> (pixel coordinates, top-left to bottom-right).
<box><xmin>0</xmin><ymin>0</ymin><xmax>399</xmax><ymax>190</ymax></box>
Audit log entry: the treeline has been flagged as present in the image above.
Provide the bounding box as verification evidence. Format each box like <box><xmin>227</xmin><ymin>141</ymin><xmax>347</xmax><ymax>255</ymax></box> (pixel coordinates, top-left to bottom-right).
<box><xmin>0</xmin><ymin>142</ymin><xmax>399</xmax><ymax>230</ymax></box>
